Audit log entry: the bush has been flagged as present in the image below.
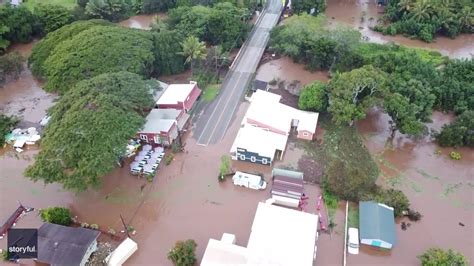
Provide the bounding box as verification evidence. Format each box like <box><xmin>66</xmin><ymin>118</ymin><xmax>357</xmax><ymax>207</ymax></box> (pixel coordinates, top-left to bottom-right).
<box><xmin>34</xmin><ymin>4</ymin><xmax>74</xmax><ymax>35</ymax></box>
<box><xmin>361</xmin><ymin>188</ymin><xmax>410</xmax><ymax>217</ymax></box>
<box><xmin>298</xmin><ymin>81</ymin><xmax>328</xmax><ymax>112</ymax></box>
<box><xmin>165</xmin><ymin>154</ymin><xmax>174</xmax><ymax>165</ymax></box>
<box><xmin>219</xmin><ymin>155</ymin><xmax>231</xmax><ymax>181</ymax></box>
<box><xmin>40</xmin><ymin>207</ymin><xmax>72</xmax><ymax>226</ymax></box>
<box><xmin>0</xmin><ymin>114</ymin><xmax>18</xmax><ymax>146</ymax></box>
<box><xmin>449</xmin><ymin>151</ymin><xmax>461</xmax><ymax>160</ymax></box>
<box><xmin>407</xmin><ymin>209</ymin><xmax>422</xmax><ymax>221</ymax></box>
<box><xmin>0</xmin><ymin>4</ymin><xmax>38</xmax><ymax>44</ymax></box>
<box><xmin>168</xmin><ymin>239</ymin><xmax>197</xmax><ymax>266</ymax></box>
<box><xmin>418</xmin><ymin>248</ymin><xmax>468</xmax><ymax>266</ymax></box>
<box><xmin>436</xmin><ymin>111</ymin><xmax>474</xmax><ymax>147</ymax></box>
<box><xmin>0</xmin><ymin>52</ymin><xmax>24</xmax><ymax>85</ymax></box>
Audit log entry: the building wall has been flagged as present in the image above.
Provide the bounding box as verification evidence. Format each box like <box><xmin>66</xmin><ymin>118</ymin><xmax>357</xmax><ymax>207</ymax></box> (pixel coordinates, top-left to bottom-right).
<box><xmin>156</xmin><ymin>102</ymin><xmax>185</xmax><ymax>110</ymax></box>
<box><xmin>234</xmin><ymin>148</ymin><xmax>272</xmax><ymax>165</ymax></box>
<box><xmin>137</xmin><ymin>132</ymin><xmax>172</xmax><ymax>147</ymax></box>
<box><xmin>360</xmin><ymin>238</ymin><xmax>392</xmax><ymax>249</ymax></box>
<box><xmin>80</xmin><ymin>240</ymin><xmax>98</xmax><ymax>266</ymax></box>
<box><xmin>297</xmin><ymin>130</ymin><xmax>314</xmax><ymax>140</ymax></box>
<box><xmin>246</xmin><ymin>118</ymin><xmax>288</xmax><ymax>136</ymax></box>
<box><xmin>184</xmin><ymin>84</ymin><xmax>202</xmax><ymax>112</ymax></box>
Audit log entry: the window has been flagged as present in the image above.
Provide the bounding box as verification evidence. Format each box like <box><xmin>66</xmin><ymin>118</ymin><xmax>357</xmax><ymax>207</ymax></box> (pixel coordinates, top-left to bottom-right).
<box><xmin>239</xmin><ymin>154</ymin><xmax>246</xmax><ymax>161</ymax></box>
<box><xmin>250</xmin><ymin>156</ymin><xmax>256</xmax><ymax>162</ymax></box>
<box><xmin>262</xmin><ymin>158</ymin><xmax>268</xmax><ymax>165</ymax></box>
<box><xmin>140</xmin><ymin>134</ymin><xmax>148</xmax><ymax>141</ymax></box>
<box><xmin>303</xmin><ymin>132</ymin><xmax>309</xmax><ymax>137</ymax></box>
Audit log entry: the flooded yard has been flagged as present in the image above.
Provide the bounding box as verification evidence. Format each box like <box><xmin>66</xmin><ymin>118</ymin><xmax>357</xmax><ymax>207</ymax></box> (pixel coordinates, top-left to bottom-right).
<box><xmin>326</xmin><ymin>0</ymin><xmax>474</xmax><ymax>58</ymax></box>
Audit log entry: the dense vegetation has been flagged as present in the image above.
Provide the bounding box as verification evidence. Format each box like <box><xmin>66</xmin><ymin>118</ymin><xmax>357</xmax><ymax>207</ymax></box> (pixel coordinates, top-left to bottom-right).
<box><xmin>42</xmin><ymin>25</ymin><xmax>155</xmax><ymax>92</ymax></box>
<box><xmin>291</xmin><ymin>0</ymin><xmax>326</xmax><ymax>16</ymax></box>
<box><xmin>168</xmin><ymin>239</ymin><xmax>197</xmax><ymax>266</ymax></box>
<box><xmin>28</xmin><ymin>20</ymin><xmax>111</xmax><ymax>77</ymax></box>
<box><xmin>376</xmin><ymin>0</ymin><xmax>474</xmax><ymax>42</ymax></box>
<box><xmin>436</xmin><ymin>111</ymin><xmax>474</xmax><ymax>147</ymax></box>
<box><xmin>40</xmin><ymin>207</ymin><xmax>73</xmax><ymax>226</ymax></box>
<box><xmin>274</xmin><ymin>15</ymin><xmax>472</xmax><ymax>141</ymax></box>
<box><xmin>0</xmin><ymin>4</ymin><xmax>39</xmax><ymax>48</ymax></box>
<box><xmin>0</xmin><ymin>52</ymin><xmax>24</xmax><ymax>85</ymax></box>
<box><xmin>25</xmin><ymin>72</ymin><xmax>155</xmax><ymax>191</ymax></box>
<box><xmin>35</xmin><ymin>4</ymin><xmax>75</xmax><ymax>34</ymax></box>
<box><xmin>0</xmin><ymin>115</ymin><xmax>18</xmax><ymax>146</ymax></box>
<box><xmin>418</xmin><ymin>248</ymin><xmax>468</xmax><ymax>266</ymax></box>
<box><xmin>167</xmin><ymin>3</ymin><xmax>250</xmax><ymax>50</ymax></box>
<box><xmin>84</xmin><ymin>0</ymin><xmax>137</xmax><ymax>22</ymax></box>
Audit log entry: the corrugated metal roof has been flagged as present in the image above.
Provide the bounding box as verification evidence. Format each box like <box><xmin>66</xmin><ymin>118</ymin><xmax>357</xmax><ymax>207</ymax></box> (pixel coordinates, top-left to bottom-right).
<box><xmin>272</xmin><ymin>168</ymin><xmax>304</xmax><ymax>180</ymax></box>
<box><xmin>38</xmin><ymin>223</ymin><xmax>100</xmax><ymax>265</ymax></box>
<box><xmin>359</xmin><ymin>201</ymin><xmax>397</xmax><ymax>246</ymax></box>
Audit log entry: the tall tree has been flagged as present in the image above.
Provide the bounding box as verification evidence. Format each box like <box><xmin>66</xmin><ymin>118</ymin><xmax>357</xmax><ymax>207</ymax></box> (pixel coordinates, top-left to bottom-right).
<box><xmin>25</xmin><ymin>72</ymin><xmax>155</xmax><ymax>191</ymax></box>
<box><xmin>327</xmin><ymin>65</ymin><xmax>388</xmax><ymax>125</ymax></box>
<box><xmin>179</xmin><ymin>36</ymin><xmax>207</xmax><ymax>76</ymax></box>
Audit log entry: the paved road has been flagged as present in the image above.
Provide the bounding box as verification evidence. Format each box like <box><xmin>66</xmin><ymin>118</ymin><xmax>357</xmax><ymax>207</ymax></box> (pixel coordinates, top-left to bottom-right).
<box><xmin>194</xmin><ymin>0</ymin><xmax>283</xmax><ymax>145</ymax></box>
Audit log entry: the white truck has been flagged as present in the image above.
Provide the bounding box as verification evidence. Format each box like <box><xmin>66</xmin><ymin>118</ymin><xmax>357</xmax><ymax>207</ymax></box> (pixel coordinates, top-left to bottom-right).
<box><xmin>232</xmin><ymin>171</ymin><xmax>267</xmax><ymax>190</ymax></box>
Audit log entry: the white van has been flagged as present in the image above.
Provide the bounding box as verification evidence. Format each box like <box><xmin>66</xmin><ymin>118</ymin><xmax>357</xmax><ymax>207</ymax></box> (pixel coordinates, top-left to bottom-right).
<box><xmin>348</xmin><ymin>227</ymin><xmax>359</xmax><ymax>255</ymax></box>
<box><xmin>232</xmin><ymin>171</ymin><xmax>267</xmax><ymax>190</ymax></box>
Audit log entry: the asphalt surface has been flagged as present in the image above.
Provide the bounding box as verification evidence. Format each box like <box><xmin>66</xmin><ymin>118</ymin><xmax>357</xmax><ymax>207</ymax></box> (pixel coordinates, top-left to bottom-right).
<box><xmin>194</xmin><ymin>0</ymin><xmax>283</xmax><ymax>145</ymax></box>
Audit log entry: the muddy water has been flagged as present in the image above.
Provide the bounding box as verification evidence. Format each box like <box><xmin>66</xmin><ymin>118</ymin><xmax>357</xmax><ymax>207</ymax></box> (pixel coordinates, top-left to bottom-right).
<box><xmin>256</xmin><ymin>56</ymin><xmax>329</xmax><ymax>86</ymax></box>
<box><xmin>326</xmin><ymin>0</ymin><xmax>474</xmax><ymax>58</ymax></box>
<box><xmin>352</xmin><ymin>110</ymin><xmax>474</xmax><ymax>265</ymax></box>
<box><xmin>118</xmin><ymin>13</ymin><xmax>167</xmax><ymax>30</ymax></box>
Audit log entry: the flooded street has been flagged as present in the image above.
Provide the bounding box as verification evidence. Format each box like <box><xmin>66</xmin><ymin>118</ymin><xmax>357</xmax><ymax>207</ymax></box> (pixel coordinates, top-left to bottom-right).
<box><xmin>326</xmin><ymin>0</ymin><xmax>474</xmax><ymax>58</ymax></box>
<box><xmin>353</xmin><ymin>110</ymin><xmax>474</xmax><ymax>265</ymax></box>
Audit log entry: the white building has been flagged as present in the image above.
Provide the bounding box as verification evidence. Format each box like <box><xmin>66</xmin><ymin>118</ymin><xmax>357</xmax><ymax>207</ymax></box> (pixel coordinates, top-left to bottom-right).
<box><xmin>201</xmin><ymin>202</ymin><xmax>319</xmax><ymax>266</ymax></box>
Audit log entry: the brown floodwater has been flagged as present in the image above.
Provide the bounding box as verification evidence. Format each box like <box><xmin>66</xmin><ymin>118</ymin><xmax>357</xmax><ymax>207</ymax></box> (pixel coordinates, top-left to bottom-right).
<box><xmin>326</xmin><ymin>0</ymin><xmax>474</xmax><ymax>58</ymax></box>
<box><xmin>256</xmin><ymin>56</ymin><xmax>329</xmax><ymax>86</ymax></box>
<box><xmin>118</xmin><ymin>13</ymin><xmax>167</xmax><ymax>30</ymax></box>
<box><xmin>353</xmin><ymin>109</ymin><xmax>474</xmax><ymax>265</ymax></box>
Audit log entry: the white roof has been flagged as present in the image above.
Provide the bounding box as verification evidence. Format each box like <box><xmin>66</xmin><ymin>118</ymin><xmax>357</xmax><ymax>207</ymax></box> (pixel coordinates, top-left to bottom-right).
<box><xmin>230</xmin><ymin>124</ymin><xmax>288</xmax><ymax>160</ymax></box>
<box><xmin>200</xmin><ymin>203</ymin><xmax>319</xmax><ymax>266</ymax></box>
<box><xmin>156</xmin><ymin>83</ymin><xmax>195</xmax><ymax>105</ymax></box>
<box><xmin>141</xmin><ymin>109</ymin><xmax>180</xmax><ymax>133</ymax></box>
<box><xmin>106</xmin><ymin>238</ymin><xmax>138</xmax><ymax>266</ymax></box>
<box><xmin>246</xmin><ymin>90</ymin><xmax>318</xmax><ymax>134</ymax></box>
<box><xmin>247</xmin><ymin>203</ymin><xmax>318</xmax><ymax>265</ymax></box>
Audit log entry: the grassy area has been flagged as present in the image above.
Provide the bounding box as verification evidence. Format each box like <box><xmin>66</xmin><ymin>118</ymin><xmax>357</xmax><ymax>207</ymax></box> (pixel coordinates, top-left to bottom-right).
<box><xmin>202</xmin><ymin>84</ymin><xmax>220</xmax><ymax>102</ymax></box>
<box><xmin>322</xmin><ymin>189</ymin><xmax>339</xmax><ymax>227</ymax></box>
<box><xmin>347</xmin><ymin>203</ymin><xmax>359</xmax><ymax>228</ymax></box>
<box><xmin>356</xmin><ymin>42</ymin><xmax>448</xmax><ymax>66</ymax></box>
<box><xmin>22</xmin><ymin>0</ymin><xmax>77</xmax><ymax>10</ymax></box>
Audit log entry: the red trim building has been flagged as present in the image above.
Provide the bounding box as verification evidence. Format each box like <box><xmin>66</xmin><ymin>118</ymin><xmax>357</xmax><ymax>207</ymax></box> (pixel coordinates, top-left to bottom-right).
<box><xmin>155</xmin><ymin>81</ymin><xmax>201</xmax><ymax>112</ymax></box>
<box><xmin>137</xmin><ymin>109</ymin><xmax>188</xmax><ymax>146</ymax></box>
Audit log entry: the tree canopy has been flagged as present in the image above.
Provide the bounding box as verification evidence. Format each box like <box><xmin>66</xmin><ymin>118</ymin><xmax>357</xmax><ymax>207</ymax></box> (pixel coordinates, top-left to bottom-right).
<box><xmin>418</xmin><ymin>248</ymin><xmax>468</xmax><ymax>266</ymax></box>
<box><xmin>0</xmin><ymin>4</ymin><xmax>38</xmax><ymax>44</ymax></box>
<box><xmin>328</xmin><ymin>65</ymin><xmax>388</xmax><ymax>125</ymax></box>
<box><xmin>25</xmin><ymin>72</ymin><xmax>155</xmax><ymax>191</ymax></box>
<box><xmin>34</xmin><ymin>4</ymin><xmax>75</xmax><ymax>35</ymax></box>
<box><xmin>85</xmin><ymin>0</ymin><xmax>134</xmax><ymax>22</ymax></box>
<box><xmin>377</xmin><ymin>0</ymin><xmax>474</xmax><ymax>42</ymax></box>
<box><xmin>40</xmin><ymin>25</ymin><xmax>155</xmax><ymax>93</ymax></box>
<box><xmin>291</xmin><ymin>0</ymin><xmax>326</xmax><ymax>16</ymax></box>
<box><xmin>298</xmin><ymin>81</ymin><xmax>328</xmax><ymax>112</ymax></box>
<box><xmin>436</xmin><ymin>111</ymin><xmax>474</xmax><ymax>148</ymax></box>
<box><xmin>167</xmin><ymin>239</ymin><xmax>197</xmax><ymax>266</ymax></box>
<box><xmin>167</xmin><ymin>3</ymin><xmax>250</xmax><ymax>50</ymax></box>
<box><xmin>29</xmin><ymin>20</ymin><xmax>111</xmax><ymax>78</ymax></box>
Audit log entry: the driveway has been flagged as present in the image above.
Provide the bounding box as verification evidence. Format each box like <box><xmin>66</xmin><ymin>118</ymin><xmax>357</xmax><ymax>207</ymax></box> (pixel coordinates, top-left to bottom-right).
<box><xmin>194</xmin><ymin>0</ymin><xmax>283</xmax><ymax>145</ymax></box>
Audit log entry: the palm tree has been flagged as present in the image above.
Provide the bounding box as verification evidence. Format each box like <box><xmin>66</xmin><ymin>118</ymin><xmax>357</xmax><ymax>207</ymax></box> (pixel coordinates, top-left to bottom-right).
<box><xmin>179</xmin><ymin>36</ymin><xmax>207</xmax><ymax>76</ymax></box>
<box><xmin>457</xmin><ymin>6</ymin><xmax>473</xmax><ymax>32</ymax></box>
<box><xmin>410</xmin><ymin>0</ymin><xmax>434</xmax><ymax>22</ymax></box>
<box><xmin>398</xmin><ymin>0</ymin><xmax>415</xmax><ymax>15</ymax></box>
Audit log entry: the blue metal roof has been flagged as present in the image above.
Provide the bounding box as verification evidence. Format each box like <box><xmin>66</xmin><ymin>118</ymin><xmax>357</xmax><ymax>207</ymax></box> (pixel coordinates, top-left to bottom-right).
<box><xmin>359</xmin><ymin>201</ymin><xmax>397</xmax><ymax>246</ymax></box>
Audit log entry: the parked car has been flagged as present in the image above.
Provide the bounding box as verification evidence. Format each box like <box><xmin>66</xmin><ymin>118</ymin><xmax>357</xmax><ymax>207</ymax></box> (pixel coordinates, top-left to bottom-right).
<box><xmin>232</xmin><ymin>171</ymin><xmax>267</xmax><ymax>190</ymax></box>
<box><xmin>348</xmin><ymin>227</ymin><xmax>359</xmax><ymax>255</ymax></box>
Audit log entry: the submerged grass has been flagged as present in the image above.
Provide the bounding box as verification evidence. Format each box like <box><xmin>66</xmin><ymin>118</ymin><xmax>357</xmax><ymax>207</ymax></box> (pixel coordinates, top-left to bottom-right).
<box><xmin>202</xmin><ymin>84</ymin><xmax>220</xmax><ymax>102</ymax></box>
<box><xmin>347</xmin><ymin>203</ymin><xmax>359</xmax><ymax>228</ymax></box>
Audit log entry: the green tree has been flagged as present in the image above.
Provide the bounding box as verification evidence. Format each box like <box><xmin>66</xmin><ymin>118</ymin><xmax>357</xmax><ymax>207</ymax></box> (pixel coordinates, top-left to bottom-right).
<box><xmin>0</xmin><ymin>115</ymin><xmax>18</xmax><ymax>146</ymax></box>
<box><xmin>39</xmin><ymin>207</ymin><xmax>72</xmax><ymax>226</ymax></box>
<box><xmin>0</xmin><ymin>4</ymin><xmax>38</xmax><ymax>43</ymax></box>
<box><xmin>0</xmin><ymin>52</ymin><xmax>24</xmax><ymax>85</ymax></box>
<box><xmin>398</xmin><ymin>0</ymin><xmax>414</xmax><ymax>15</ymax></box>
<box><xmin>167</xmin><ymin>239</ymin><xmax>197</xmax><ymax>266</ymax></box>
<box><xmin>436</xmin><ymin>110</ymin><xmax>474</xmax><ymax>147</ymax></box>
<box><xmin>25</xmin><ymin>72</ymin><xmax>155</xmax><ymax>191</ymax></box>
<box><xmin>179</xmin><ymin>36</ymin><xmax>207</xmax><ymax>76</ymax></box>
<box><xmin>384</xmin><ymin>93</ymin><xmax>425</xmax><ymax>137</ymax></box>
<box><xmin>328</xmin><ymin>65</ymin><xmax>388</xmax><ymax>125</ymax></box>
<box><xmin>85</xmin><ymin>0</ymin><xmax>133</xmax><ymax>21</ymax></box>
<box><xmin>142</xmin><ymin>0</ymin><xmax>177</xmax><ymax>13</ymax></box>
<box><xmin>291</xmin><ymin>0</ymin><xmax>326</xmax><ymax>15</ymax></box>
<box><xmin>42</xmin><ymin>25</ymin><xmax>155</xmax><ymax>93</ymax></box>
<box><xmin>34</xmin><ymin>4</ymin><xmax>75</xmax><ymax>35</ymax></box>
<box><xmin>298</xmin><ymin>81</ymin><xmax>328</xmax><ymax>112</ymax></box>
<box><xmin>29</xmin><ymin>20</ymin><xmax>111</xmax><ymax>78</ymax></box>
<box><xmin>418</xmin><ymin>248</ymin><xmax>468</xmax><ymax>266</ymax></box>
<box><xmin>0</xmin><ymin>25</ymin><xmax>9</xmax><ymax>52</ymax></box>
<box><xmin>151</xmin><ymin>30</ymin><xmax>186</xmax><ymax>75</ymax></box>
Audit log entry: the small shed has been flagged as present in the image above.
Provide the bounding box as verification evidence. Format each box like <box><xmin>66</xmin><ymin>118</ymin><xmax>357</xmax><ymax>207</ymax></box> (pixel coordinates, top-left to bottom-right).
<box><xmin>252</xmin><ymin>80</ymin><xmax>268</xmax><ymax>92</ymax></box>
<box><xmin>270</xmin><ymin>168</ymin><xmax>305</xmax><ymax>208</ymax></box>
<box><xmin>359</xmin><ymin>201</ymin><xmax>396</xmax><ymax>249</ymax></box>
<box><xmin>37</xmin><ymin>223</ymin><xmax>100</xmax><ymax>266</ymax></box>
